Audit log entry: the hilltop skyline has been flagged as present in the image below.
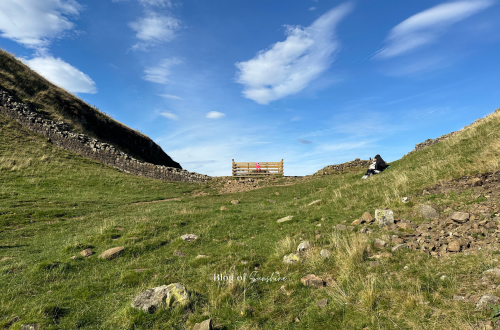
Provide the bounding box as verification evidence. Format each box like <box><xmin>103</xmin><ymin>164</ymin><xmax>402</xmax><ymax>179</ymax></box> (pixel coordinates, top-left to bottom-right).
<box><xmin>0</xmin><ymin>0</ymin><xmax>499</xmax><ymax>176</ymax></box>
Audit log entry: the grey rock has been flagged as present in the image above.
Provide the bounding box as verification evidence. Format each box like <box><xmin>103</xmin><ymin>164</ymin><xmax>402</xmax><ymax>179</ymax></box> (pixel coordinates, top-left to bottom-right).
<box><xmin>180</xmin><ymin>234</ymin><xmax>198</xmax><ymax>242</ymax></box>
<box><xmin>419</xmin><ymin>205</ymin><xmax>439</xmax><ymax>219</ymax></box>
<box><xmin>476</xmin><ymin>294</ymin><xmax>500</xmax><ymax>310</ymax></box>
<box><xmin>297</xmin><ymin>241</ymin><xmax>311</xmax><ymax>252</ymax></box>
<box><xmin>375</xmin><ymin>209</ymin><xmax>394</xmax><ymax>227</ymax></box>
<box><xmin>373</xmin><ymin>238</ymin><xmax>386</xmax><ymax>249</ymax></box>
<box><xmin>98</xmin><ymin>246</ymin><xmax>124</xmax><ymax>259</ymax></box>
<box><xmin>483</xmin><ymin>268</ymin><xmax>500</xmax><ymax>277</ymax></box>
<box><xmin>267</xmin><ymin>199</ymin><xmax>275</xmax><ymax>204</ymax></box>
<box><xmin>231</xmin><ymin>200</ymin><xmax>240</xmax><ymax>205</ymax></box>
<box><xmin>193</xmin><ymin>319</ymin><xmax>212</xmax><ymax>330</ymax></box>
<box><xmin>80</xmin><ymin>248</ymin><xmax>93</xmax><ymax>257</ymax></box>
<box><xmin>453</xmin><ymin>295</ymin><xmax>466</xmax><ymax>301</ymax></box>
<box><xmin>277</xmin><ymin>215</ymin><xmax>293</xmax><ymax>223</ymax></box>
<box><xmin>173</xmin><ymin>250</ymin><xmax>186</xmax><ymax>257</ymax></box>
<box><xmin>317</xmin><ymin>298</ymin><xmax>329</xmax><ymax>308</ymax></box>
<box><xmin>320</xmin><ymin>249</ymin><xmax>332</xmax><ymax>259</ymax></box>
<box><xmin>131</xmin><ymin>283</ymin><xmax>189</xmax><ymax>313</ymax></box>
<box><xmin>336</xmin><ymin>224</ymin><xmax>347</xmax><ymax>231</ymax></box>
<box><xmin>451</xmin><ymin>212</ymin><xmax>470</xmax><ymax>223</ymax></box>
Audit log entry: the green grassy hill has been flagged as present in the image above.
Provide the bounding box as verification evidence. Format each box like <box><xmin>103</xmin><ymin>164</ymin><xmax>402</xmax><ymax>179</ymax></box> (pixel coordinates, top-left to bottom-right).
<box><xmin>0</xmin><ymin>49</ymin><xmax>180</xmax><ymax>168</ymax></box>
<box><xmin>1</xmin><ymin>84</ymin><xmax>500</xmax><ymax>328</ymax></box>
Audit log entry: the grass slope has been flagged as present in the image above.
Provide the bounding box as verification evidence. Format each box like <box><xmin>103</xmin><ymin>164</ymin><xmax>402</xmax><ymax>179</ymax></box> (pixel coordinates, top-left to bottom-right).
<box><xmin>1</xmin><ymin>106</ymin><xmax>500</xmax><ymax>329</ymax></box>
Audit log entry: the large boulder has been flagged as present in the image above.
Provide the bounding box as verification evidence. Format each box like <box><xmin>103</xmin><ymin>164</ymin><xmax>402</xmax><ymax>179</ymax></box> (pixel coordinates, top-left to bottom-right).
<box><xmin>375</xmin><ymin>209</ymin><xmax>394</xmax><ymax>227</ymax></box>
<box><xmin>131</xmin><ymin>283</ymin><xmax>189</xmax><ymax>313</ymax></box>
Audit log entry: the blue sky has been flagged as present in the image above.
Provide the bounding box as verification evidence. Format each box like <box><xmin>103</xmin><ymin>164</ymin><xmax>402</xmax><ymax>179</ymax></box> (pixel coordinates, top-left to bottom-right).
<box><xmin>0</xmin><ymin>0</ymin><xmax>499</xmax><ymax>176</ymax></box>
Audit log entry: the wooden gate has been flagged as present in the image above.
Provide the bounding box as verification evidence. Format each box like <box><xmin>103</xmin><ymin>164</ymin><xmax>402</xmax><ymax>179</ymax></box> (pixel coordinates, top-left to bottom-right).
<box><xmin>232</xmin><ymin>159</ymin><xmax>283</xmax><ymax>177</ymax></box>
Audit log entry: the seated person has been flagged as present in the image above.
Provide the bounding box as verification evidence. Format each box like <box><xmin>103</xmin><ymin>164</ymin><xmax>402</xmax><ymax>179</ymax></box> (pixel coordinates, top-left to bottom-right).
<box><xmin>362</xmin><ymin>154</ymin><xmax>389</xmax><ymax>179</ymax></box>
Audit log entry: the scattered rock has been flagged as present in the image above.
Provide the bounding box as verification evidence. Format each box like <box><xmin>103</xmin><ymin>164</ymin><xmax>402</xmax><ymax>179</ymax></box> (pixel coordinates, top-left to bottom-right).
<box><xmin>98</xmin><ymin>246</ymin><xmax>124</xmax><ymax>259</ymax></box>
<box><xmin>419</xmin><ymin>205</ymin><xmax>439</xmax><ymax>219</ymax></box>
<box><xmin>476</xmin><ymin>294</ymin><xmax>500</xmax><ymax>310</ymax></box>
<box><xmin>180</xmin><ymin>234</ymin><xmax>198</xmax><ymax>242</ymax></box>
<box><xmin>297</xmin><ymin>241</ymin><xmax>311</xmax><ymax>252</ymax></box>
<box><xmin>308</xmin><ymin>199</ymin><xmax>322</xmax><ymax>206</ymax></box>
<box><xmin>360</xmin><ymin>212</ymin><xmax>374</xmax><ymax>223</ymax></box>
<box><xmin>301</xmin><ymin>274</ymin><xmax>325</xmax><ymax>288</ymax></box>
<box><xmin>275</xmin><ymin>192</ymin><xmax>280</xmax><ymax>196</ymax></box>
<box><xmin>283</xmin><ymin>253</ymin><xmax>300</xmax><ymax>264</ymax></box>
<box><xmin>320</xmin><ymin>249</ymin><xmax>332</xmax><ymax>259</ymax></box>
<box><xmin>220</xmin><ymin>206</ymin><xmax>228</xmax><ymax>211</ymax></box>
<box><xmin>196</xmin><ymin>255</ymin><xmax>208</xmax><ymax>259</ymax></box>
<box><xmin>277</xmin><ymin>216</ymin><xmax>293</xmax><ymax>223</ymax></box>
<box><xmin>373</xmin><ymin>238</ymin><xmax>386</xmax><ymax>249</ymax></box>
<box><xmin>360</xmin><ymin>228</ymin><xmax>372</xmax><ymax>234</ymax></box>
<box><xmin>401</xmin><ymin>197</ymin><xmax>409</xmax><ymax>203</ymax></box>
<box><xmin>131</xmin><ymin>283</ymin><xmax>189</xmax><ymax>313</ymax></box>
<box><xmin>193</xmin><ymin>319</ymin><xmax>212</xmax><ymax>330</ymax></box>
<box><xmin>375</xmin><ymin>209</ymin><xmax>394</xmax><ymax>227</ymax></box>
<box><xmin>80</xmin><ymin>248</ymin><xmax>93</xmax><ymax>257</ymax></box>
<box><xmin>317</xmin><ymin>298</ymin><xmax>329</xmax><ymax>308</ymax></box>
<box><xmin>70</xmin><ymin>256</ymin><xmax>77</xmax><ymax>260</ymax></box>
<box><xmin>453</xmin><ymin>295</ymin><xmax>466</xmax><ymax>301</ymax></box>
<box><xmin>294</xmin><ymin>197</ymin><xmax>301</xmax><ymax>200</ymax></box>
<box><xmin>368</xmin><ymin>261</ymin><xmax>379</xmax><ymax>267</ymax></box>
<box><xmin>451</xmin><ymin>212</ymin><xmax>470</xmax><ymax>223</ymax></box>
<box><xmin>267</xmin><ymin>199</ymin><xmax>275</xmax><ymax>204</ymax></box>
<box><xmin>278</xmin><ymin>285</ymin><xmax>292</xmax><ymax>295</ymax></box>
<box><xmin>231</xmin><ymin>200</ymin><xmax>240</xmax><ymax>205</ymax></box>
<box><xmin>351</xmin><ymin>219</ymin><xmax>361</xmax><ymax>225</ymax></box>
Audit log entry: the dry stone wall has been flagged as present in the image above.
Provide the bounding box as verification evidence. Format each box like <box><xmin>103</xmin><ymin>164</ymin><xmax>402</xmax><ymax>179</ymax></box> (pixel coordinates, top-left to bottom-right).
<box><xmin>315</xmin><ymin>158</ymin><xmax>370</xmax><ymax>176</ymax></box>
<box><xmin>0</xmin><ymin>88</ymin><xmax>211</xmax><ymax>182</ymax></box>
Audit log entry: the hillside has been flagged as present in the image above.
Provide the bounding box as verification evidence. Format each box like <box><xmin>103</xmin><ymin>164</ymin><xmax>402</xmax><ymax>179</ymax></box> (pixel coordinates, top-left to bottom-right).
<box><xmin>2</xmin><ymin>95</ymin><xmax>500</xmax><ymax>329</ymax></box>
<box><xmin>0</xmin><ymin>48</ymin><xmax>180</xmax><ymax>169</ymax></box>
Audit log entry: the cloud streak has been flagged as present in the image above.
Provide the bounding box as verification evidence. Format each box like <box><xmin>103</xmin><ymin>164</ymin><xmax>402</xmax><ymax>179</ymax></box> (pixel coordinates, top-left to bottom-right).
<box><xmin>129</xmin><ymin>12</ymin><xmax>181</xmax><ymax>50</ymax></box>
<box><xmin>235</xmin><ymin>3</ymin><xmax>352</xmax><ymax>104</ymax></box>
<box><xmin>0</xmin><ymin>0</ymin><xmax>81</xmax><ymax>50</ymax></box>
<box><xmin>375</xmin><ymin>0</ymin><xmax>494</xmax><ymax>59</ymax></box>
<box><xmin>143</xmin><ymin>58</ymin><xmax>182</xmax><ymax>84</ymax></box>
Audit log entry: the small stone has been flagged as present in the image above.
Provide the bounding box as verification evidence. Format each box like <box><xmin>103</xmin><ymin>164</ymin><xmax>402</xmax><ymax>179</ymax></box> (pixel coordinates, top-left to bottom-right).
<box><xmin>368</xmin><ymin>261</ymin><xmax>379</xmax><ymax>267</ymax></box>
<box><xmin>283</xmin><ymin>253</ymin><xmax>300</xmax><ymax>264</ymax></box>
<box><xmin>476</xmin><ymin>294</ymin><xmax>500</xmax><ymax>310</ymax></box>
<box><xmin>131</xmin><ymin>283</ymin><xmax>189</xmax><ymax>313</ymax></box>
<box><xmin>375</xmin><ymin>209</ymin><xmax>394</xmax><ymax>227</ymax></box>
<box><xmin>196</xmin><ymin>255</ymin><xmax>208</xmax><ymax>259</ymax></box>
<box><xmin>277</xmin><ymin>215</ymin><xmax>293</xmax><ymax>223</ymax></box>
<box><xmin>80</xmin><ymin>248</ymin><xmax>93</xmax><ymax>257</ymax></box>
<box><xmin>320</xmin><ymin>249</ymin><xmax>331</xmax><ymax>259</ymax></box>
<box><xmin>295</xmin><ymin>317</ymin><xmax>301</xmax><ymax>322</ymax></box>
<box><xmin>401</xmin><ymin>197</ymin><xmax>409</xmax><ymax>203</ymax></box>
<box><xmin>317</xmin><ymin>298</ymin><xmax>329</xmax><ymax>307</ymax></box>
<box><xmin>294</xmin><ymin>197</ymin><xmax>301</xmax><ymax>200</ymax></box>
<box><xmin>301</xmin><ymin>274</ymin><xmax>325</xmax><ymax>288</ymax></box>
<box><xmin>316</xmin><ymin>224</ymin><xmax>322</xmax><ymax>227</ymax></box>
<box><xmin>275</xmin><ymin>192</ymin><xmax>280</xmax><ymax>195</ymax></box>
<box><xmin>180</xmin><ymin>234</ymin><xmax>198</xmax><ymax>242</ymax></box>
<box><xmin>360</xmin><ymin>212</ymin><xmax>374</xmax><ymax>223</ymax></box>
<box><xmin>297</xmin><ymin>241</ymin><xmax>311</xmax><ymax>252</ymax></box>
<box><xmin>308</xmin><ymin>199</ymin><xmax>321</xmax><ymax>206</ymax></box>
<box><xmin>220</xmin><ymin>206</ymin><xmax>228</xmax><ymax>211</ymax></box>
<box><xmin>351</xmin><ymin>219</ymin><xmax>361</xmax><ymax>225</ymax></box>
<box><xmin>336</xmin><ymin>224</ymin><xmax>347</xmax><ymax>231</ymax></box>
<box><xmin>419</xmin><ymin>205</ymin><xmax>439</xmax><ymax>219</ymax></box>
<box><xmin>267</xmin><ymin>199</ymin><xmax>275</xmax><ymax>204</ymax></box>
<box><xmin>70</xmin><ymin>256</ymin><xmax>77</xmax><ymax>260</ymax></box>
<box><xmin>451</xmin><ymin>212</ymin><xmax>470</xmax><ymax>223</ymax></box>
<box><xmin>315</xmin><ymin>234</ymin><xmax>322</xmax><ymax>239</ymax></box>
<box><xmin>231</xmin><ymin>200</ymin><xmax>240</xmax><ymax>205</ymax></box>
<box><xmin>98</xmin><ymin>246</ymin><xmax>124</xmax><ymax>259</ymax></box>
<box><xmin>173</xmin><ymin>250</ymin><xmax>185</xmax><ymax>257</ymax></box>
<box><xmin>448</xmin><ymin>241</ymin><xmax>461</xmax><ymax>252</ymax></box>
<box><xmin>391</xmin><ymin>243</ymin><xmax>407</xmax><ymax>252</ymax></box>
<box><xmin>192</xmin><ymin>319</ymin><xmax>212</xmax><ymax>330</ymax></box>
<box><xmin>373</xmin><ymin>238</ymin><xmax>386</xmax><ymax>249</ymax></box>
<box><xmin>453</xmin><ymin>295</ymin><xmax>466</xmax><ymax>301</ymax></box>
<box><xmin>278</xmin><ymin>285</ymin><xmax>291</xmax><ymax>295</ymax></box>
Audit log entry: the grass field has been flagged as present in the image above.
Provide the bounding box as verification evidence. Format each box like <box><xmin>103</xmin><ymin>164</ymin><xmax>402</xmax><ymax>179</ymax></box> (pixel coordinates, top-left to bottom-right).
<box><xmin>1</xmin><ymin>104</ymin><xmax>500</xmax><ymax>329</ymax></box>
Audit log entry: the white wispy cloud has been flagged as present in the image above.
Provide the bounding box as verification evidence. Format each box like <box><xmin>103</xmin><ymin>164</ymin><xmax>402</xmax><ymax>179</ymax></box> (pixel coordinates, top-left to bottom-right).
<box><xmin>309</xmin><ymin>7</ymin><xmax>317</xmax><ymax>11</ymax></box>
<box><xmin>0</xmin><ymin>0</ymin><xmax>81</xmax><ymax>50</ymax></box>
<box><xmin>375</xmin><ymin>0</ymin><xmax>494</xmax><ymax>59</ymax></box>
<box><xmin>21</xmin><ymin>56</ymin><xmax>97</xmax><ymax>94</ymax></box>
<box><xmin>298</xmin><ymin>139</ymin><xmax>312</xmax><ymax>144</ymax></box>
<box><xmin>235</xmin><ymin>3</ymin><xmax>352</xmax><ymax>105</ymax></box>
<box><xmin>138</xmin><ymin>0</ymin><xmax>172</xmax><ymax>7</ymax></box>
<box><xmin>159</xmin><ymin>112</ymin><xmax>178</xmax><ymax>120</ymax></box>
<box><xmin>129</xmin><ymin>12</ymin><xmax>181</xmax><ymax>50</ymax></box>
<box><xmin>206</xmin><ymin>111</ymin><xmax>225</xmax><ymax>119</ymax></box>
<box><xmin>143</xmin><ymin>58</ymin><xmax>182</xmax><ymax>84</ymax></box>
<box><xmin>159</xmin><ymin>94</ymin><xmax>183</xmax><ymax>100</ymax></box>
